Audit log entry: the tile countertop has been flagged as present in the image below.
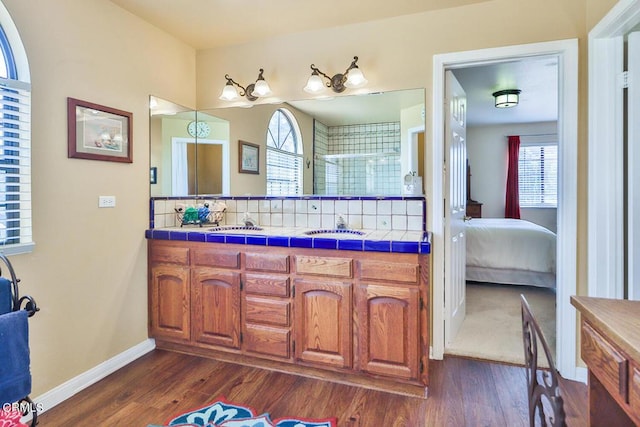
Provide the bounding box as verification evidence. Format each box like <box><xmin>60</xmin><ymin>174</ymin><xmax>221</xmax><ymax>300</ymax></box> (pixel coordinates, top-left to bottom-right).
<box><xmin>145</xmin><ymin>226</ymin><xmax>431</xmax><ymax>254</ymax></box>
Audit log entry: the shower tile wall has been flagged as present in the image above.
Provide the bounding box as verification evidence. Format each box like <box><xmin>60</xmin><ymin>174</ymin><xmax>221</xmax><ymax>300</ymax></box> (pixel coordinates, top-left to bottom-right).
<box><xmin>313</xmin><ymin>121</ymin><xmax>328</xmax><ymax>194</ymax></box>
<box><xmin>315</xmin><ymin>121</ymin><xmax>401</xmax><ymax>195</ymax></box>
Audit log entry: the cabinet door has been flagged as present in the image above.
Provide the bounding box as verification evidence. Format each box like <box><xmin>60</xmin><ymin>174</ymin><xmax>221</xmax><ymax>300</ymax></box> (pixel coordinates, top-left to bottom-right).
<box><xmin>356</xmin><ymin>283</ymin><xmax>420</xmax><ymax>380</ymax></box>
<box><xmin>149</xmin><ymin>264</ymin><xmax>190</xmax><ymax>341</ymax></box>
<box><xmin>191</xmin><ymin>268</ymin><xmax>241</xmax><ymax>349</ymax></box>
<box><xmin>294</xmin><ymin>279</ymin><xmax>352</xmax><ymax>369</ymax></box>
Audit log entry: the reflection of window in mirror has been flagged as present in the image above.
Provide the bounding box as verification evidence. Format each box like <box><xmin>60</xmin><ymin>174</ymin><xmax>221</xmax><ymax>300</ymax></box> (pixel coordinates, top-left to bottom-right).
<box><xmin>266</xmin><ymin>108</ymin><xmax>303</xmax><ymax>195</ymax></box>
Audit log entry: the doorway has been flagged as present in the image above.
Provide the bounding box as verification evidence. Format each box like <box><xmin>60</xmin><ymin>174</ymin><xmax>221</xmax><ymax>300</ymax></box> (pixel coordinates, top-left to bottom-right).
<box><xmin>430</xmin><ymin>39</ymin><xmax>579</xmax><ymax>381</ymax></box>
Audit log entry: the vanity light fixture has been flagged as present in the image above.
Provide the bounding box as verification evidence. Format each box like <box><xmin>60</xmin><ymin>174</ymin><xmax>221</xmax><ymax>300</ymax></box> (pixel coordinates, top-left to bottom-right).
<box><xmin>492</xmin><ymin>89</ymin><xmax>521</xmax><ymax>108</ymax></box>
<box><xmin>304</xmin><ymin>56</ymin><xmax>368</xmax><ymax>94</ymax></box>
<box><xmin>219</xmin><ymin>68</ymin><xmax>273</xmax><ymax>101</ymax></box>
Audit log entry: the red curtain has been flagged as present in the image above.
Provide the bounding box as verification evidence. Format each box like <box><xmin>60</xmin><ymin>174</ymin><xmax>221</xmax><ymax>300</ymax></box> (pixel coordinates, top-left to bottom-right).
<box><xmin>505</xmin><ymin>135</ymin><xmax>521</xmax><ymax>219</ymax></box>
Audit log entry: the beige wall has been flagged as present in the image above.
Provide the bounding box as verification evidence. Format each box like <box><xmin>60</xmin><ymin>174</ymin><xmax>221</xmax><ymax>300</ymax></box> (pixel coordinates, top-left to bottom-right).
<box><xmin>0</xmin><ymin>0</ymin><xmax>623</xmax><ymax>401</ymax></box>
<box><xmin>2</xmin><ymin>0</ymin><xmax>196</xmax><ymax>397</ymax></box>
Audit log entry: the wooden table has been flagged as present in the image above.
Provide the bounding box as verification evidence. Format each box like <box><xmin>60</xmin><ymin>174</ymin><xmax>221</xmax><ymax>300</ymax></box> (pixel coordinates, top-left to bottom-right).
<box><xmin>571</xmin><ymin>296</ymin><xmax>640</xmax><ymax>426</ymax></box>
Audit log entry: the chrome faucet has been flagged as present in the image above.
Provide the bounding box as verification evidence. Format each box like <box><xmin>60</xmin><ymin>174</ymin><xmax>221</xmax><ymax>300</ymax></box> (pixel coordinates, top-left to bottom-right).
<box><xmin>242</xmin><ymin>212</ymin><xmax>257</xmax><ymax>227</ymax></box>
<box><xmin>336</xmin><ymin>214</ymin><xmax>347</xmax><ymax>230</ymax></box>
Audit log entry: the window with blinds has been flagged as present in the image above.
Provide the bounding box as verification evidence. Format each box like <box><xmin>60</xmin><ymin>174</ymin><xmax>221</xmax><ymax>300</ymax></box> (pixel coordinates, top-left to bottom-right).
<box><xmin>518</xmin><ymin>143</ymin><xmax>557</xmax><ymax>208</ymax></box>
<box><xmin>0</xmin><ymin>20</ymin><xmax>32</xmax><ymax>254</ymax></box>
<box><xmin>266</xmin><ymin>109</ymin><xmax>302</xmax><ymax>195</ymax></box>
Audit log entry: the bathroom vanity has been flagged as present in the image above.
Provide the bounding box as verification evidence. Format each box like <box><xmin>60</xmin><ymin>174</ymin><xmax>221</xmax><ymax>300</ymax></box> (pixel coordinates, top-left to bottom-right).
<box><xmin>146</xmin><ymin>196</ymin><xmax>431</xmax><ymax>397</ymax></box>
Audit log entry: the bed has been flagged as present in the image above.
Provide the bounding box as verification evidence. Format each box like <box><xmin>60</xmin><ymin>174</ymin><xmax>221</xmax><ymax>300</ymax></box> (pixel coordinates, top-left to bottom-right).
<box><xmin>465</xmin><ymin>218</ymin><xmax>556</xmax><ymax>288</ymax></box>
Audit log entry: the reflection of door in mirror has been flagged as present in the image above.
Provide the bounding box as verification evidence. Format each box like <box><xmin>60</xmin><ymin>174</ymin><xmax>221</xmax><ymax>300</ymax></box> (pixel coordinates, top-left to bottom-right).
<box><xmin>171</xmin><ymin>138</ymin><xmax>228</xmax><ymax>195</ymax></box>
<box><xmin>150</xmin><ymin>96</ymin><xmax>230</xmax><ymax>197</ymax></box>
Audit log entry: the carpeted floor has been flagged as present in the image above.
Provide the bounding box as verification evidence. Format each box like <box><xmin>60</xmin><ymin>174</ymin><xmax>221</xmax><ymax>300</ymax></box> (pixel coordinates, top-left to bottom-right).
<box><xmin>445</xmin><ymin>281</ymin><xmax>556</xmax><ymax>367</ymax></box>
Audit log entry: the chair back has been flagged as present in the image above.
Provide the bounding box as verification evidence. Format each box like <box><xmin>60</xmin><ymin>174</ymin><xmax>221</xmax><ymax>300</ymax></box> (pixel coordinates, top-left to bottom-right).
<box><xmin>521</xmin><ymin>294</ymin><xmax>566</xmax><ymax>427</ymax></box>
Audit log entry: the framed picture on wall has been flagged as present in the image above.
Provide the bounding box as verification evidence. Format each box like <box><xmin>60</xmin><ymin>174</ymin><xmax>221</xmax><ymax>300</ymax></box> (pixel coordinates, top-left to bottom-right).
<box><xmin>67</xmin><ymin>97</ymin><xmax>133</xmax><ymax>163</ymax></box>
<box><xmin>239</xmin><ymin>140</ymin><xmax>259</xmax><ymax>174</ymax></box>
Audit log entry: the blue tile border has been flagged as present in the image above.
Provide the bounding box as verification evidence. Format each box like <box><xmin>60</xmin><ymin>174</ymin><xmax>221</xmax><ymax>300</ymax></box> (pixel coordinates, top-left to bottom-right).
<box><xmin>225</xmin><ymin>235</ymin><xmax>246</xmax><ymax>245</ymax></box>
<box><xmin>313</xmin><ymin>238</ymin><xmax>337</xmax><ymax>250</ymax></box>
<box><xmin>364</xmin><ymin>240</ymin><xmax>392</xmax><ymax>252</ymax></box>
<box><xmin>187</xmin><ymin>232</ymin><xmax>206</xmax><ymax>242</ymax></box>
<box><xmin>392</xmin><ymin>241</ymin><xmax>419</xmax><ymax>253</ymax></box>
<box><xmin>267</xmin><ymin>236</ymin><xmax>290</xmax><ymax>247</ymax></box>
<box><xmin>338</xmin><ymin>239</ymin><xmax>364</xmax><ymax>251</ymax></box>
<box><xmin>290</xmin><ymin>237</ymin><xmax>313</xmax><ymax>248</ymax></box>
<box><xmin>206</xmin><ymin>233</ymin><xmax>225</xmax><ymax>243</ymax></box>
<box><xmin>247</xmin><ymin>235</ymin><xmax>268</xmax><ymax>246</ymax></box>
<box><xmin>145</xmin><ymin>229</ymin><xmax>431</xmax><ymax>254</ymax></box>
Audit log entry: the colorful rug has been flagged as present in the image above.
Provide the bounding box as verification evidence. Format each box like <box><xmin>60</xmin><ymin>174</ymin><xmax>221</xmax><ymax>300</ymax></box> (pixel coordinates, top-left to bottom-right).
<box><xmin>152</xmin><ymin>397</ymin><xmax>337</xmax><ymax>427</ymax></box>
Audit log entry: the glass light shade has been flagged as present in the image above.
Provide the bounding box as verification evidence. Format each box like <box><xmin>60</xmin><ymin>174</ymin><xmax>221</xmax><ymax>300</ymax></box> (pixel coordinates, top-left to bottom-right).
<box><xmin>252</xmin><ymin>79</ymin><xmax>272</xmax><ymax>97</ymax></box>
<box><xmin>493</xmin><ymin>89</ymin><xmax>520</xmax><ymax>108</ymax></box>
<box><xmin>219</xmin><ymin>83</ymin><xmax>240</xmax><ymax>101</ymax></box>
<box><xmin>344</xmin><ymin>67</ymin><xmax>368</xmax><ymax>88</ymax></box>
<box><xmin>304</xmin><ymin>73</ymin><xmax>326</xmax><ymax>93</ymax></box>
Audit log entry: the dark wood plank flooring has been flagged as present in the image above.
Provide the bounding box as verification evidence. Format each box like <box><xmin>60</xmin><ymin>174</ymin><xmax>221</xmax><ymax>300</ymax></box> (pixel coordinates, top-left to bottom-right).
<box><xmin>37</xmin><ymin>350</ymin><xmax>587</xmax><ymax>426</ymax></box>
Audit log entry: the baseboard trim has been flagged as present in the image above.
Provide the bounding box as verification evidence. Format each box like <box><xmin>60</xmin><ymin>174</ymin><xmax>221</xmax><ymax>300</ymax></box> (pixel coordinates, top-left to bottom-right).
<box><xmin>30</xmin><ymin>338</ymin><xmax>156</xmax><ymax>417</ymax></box>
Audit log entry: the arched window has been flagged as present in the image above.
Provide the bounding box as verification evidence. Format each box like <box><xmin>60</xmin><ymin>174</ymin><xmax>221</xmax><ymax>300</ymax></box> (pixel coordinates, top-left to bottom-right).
<box><xmin>266</xmin><ymin>108</ymin><xmax>302</xmax><ymax>195</ymax></box>
<box><xmin>0</xmin><ymin>6</ymin><xmax>32</xmax><ymax>254</ymax></box>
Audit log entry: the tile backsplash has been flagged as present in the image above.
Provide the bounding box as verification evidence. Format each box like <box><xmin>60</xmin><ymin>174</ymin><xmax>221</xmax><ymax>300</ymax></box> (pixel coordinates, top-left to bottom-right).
<box><xmin>150</xmin><ymin>196</ymin><xmax>426</xmax><ymax>232</ymax></box>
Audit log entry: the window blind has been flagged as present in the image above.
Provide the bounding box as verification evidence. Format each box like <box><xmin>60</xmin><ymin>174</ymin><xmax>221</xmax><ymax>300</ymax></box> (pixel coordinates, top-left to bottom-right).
<box><xmin>0</xmin><ymin>77</ymin><xmax>32</xmax><ymax>253</ymax></box>
<box><xmin>518</xmin><ymin>144</ymin><xmax>557</xmax><ymax>207</ymax></box>
<box><xmin>266</xmin><ymin>147</ymin><xmax>302</xmax><ymax>196</ymax></box>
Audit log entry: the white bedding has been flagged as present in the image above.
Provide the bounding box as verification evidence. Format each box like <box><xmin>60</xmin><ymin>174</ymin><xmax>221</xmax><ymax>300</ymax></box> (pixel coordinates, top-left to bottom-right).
<box><xmin>466</xmin><ymin>218</ymin><xmax>556</xmax><ymax>288</ymax></box>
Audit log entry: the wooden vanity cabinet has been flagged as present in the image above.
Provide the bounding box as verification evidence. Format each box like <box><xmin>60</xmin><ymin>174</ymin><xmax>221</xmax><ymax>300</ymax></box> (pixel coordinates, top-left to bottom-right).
<box><xmin>241</xmin><ymin>251</ymin><xmax>292</xmax><ymax>360</ymax></box>
<box><xmin>191</xmin><ymin>268</ymin><xmax>241</xmax><ymax>349</ymax></box>
<box><xmin>148</xmin><ymin>244</ymin><xmax>190</xmax><ymax>341</ymax></box>
<box><xmin>294</xmin><ymin>278</ymin><xmax>352</xmax><ymax>369</ymax></box>
<box><xmin>356</xmin><ymin>283</ymin><xmax>420</xmax><ymax>380</ymax></box>
<box><xmin>356</xmin><ymin>259</ymin><xmax>424</xmax><ymax>381</ymax></box>
<box><xmin>148</xmin><ymin>239</ymin><xmax>430</xmax><ymax>397</ymax></box>
<box><xmin>191</xmin><ymin>247</ymin><xmax>242</xmax><ymax>350</ymax></box>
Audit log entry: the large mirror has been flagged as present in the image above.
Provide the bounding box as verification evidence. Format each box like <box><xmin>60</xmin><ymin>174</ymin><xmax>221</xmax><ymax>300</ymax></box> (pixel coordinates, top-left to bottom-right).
<box><xmin>149</xmin><ymin>88</ymin><xmax>425</xmax><ymax>197</ymax></box>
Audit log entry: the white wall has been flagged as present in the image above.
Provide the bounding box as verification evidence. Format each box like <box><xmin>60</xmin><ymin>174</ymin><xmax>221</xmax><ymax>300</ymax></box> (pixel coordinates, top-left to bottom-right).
<box><xmin>467</xmin><ymin>122</ymin><xmax>558</xmax><ymax>232</ymax></box>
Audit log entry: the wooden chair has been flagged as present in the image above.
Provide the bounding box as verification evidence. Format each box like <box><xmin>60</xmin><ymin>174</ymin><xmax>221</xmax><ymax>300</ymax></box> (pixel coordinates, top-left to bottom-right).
<box><xmin>520</xmin><ymin>294</ymin><xmax>566</xmax><ymax>427</ymax></box>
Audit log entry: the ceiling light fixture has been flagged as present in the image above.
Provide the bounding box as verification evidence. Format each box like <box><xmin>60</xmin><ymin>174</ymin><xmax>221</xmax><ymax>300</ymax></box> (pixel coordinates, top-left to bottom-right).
<box><xmin>304</xmin><ymin>56</ymin><xmax>368</xmax><ymax>94</ymax></box>
<box><xmin>492</xmin><ymin>89</ymin><xmax>521</xmax><ymax>108</ymax></box>
<box><xmin>219</xmin><ymin>68</ymin><xmax>272</xmax><ymax>101</ymax></box>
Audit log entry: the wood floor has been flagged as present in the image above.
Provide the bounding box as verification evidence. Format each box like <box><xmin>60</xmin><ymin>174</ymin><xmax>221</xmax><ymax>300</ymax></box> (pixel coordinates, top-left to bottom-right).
<box><xmin>37</xmin><ymin>349</ymin><xmax>587</xmax><ymax>426</ymax></box>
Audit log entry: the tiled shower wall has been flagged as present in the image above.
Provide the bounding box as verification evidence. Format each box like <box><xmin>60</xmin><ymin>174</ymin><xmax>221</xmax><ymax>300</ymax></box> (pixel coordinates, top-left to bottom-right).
<box><xmin>314</xmin><ymin>121</ymin><xmax>401</xmax><ymax>195</ymax></box>
<box><xmin>151</xmin><ymin>196</ymin><xmax>425</xmax><ymax>232</ymax></box>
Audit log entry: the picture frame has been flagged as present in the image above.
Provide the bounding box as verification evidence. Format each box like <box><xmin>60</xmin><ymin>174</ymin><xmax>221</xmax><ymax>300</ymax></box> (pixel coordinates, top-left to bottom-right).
<box><xmin>150</xmin><ymin>167</ymin><xmax>157</xmax><ymax>184</ymax></box>
<box><xmin>67</xmin><ymin>97</ymin><xmax>132</xmax><ymax>163</ymax></box>
<box><xmin>239</xmin><ymin>140</ymin><xmax>259</xmax><ymax>174</ymax></box>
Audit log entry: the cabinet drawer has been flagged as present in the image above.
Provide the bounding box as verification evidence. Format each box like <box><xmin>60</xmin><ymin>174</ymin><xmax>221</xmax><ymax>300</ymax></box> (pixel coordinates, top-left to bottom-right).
<box><xmin>150</xmin><ymin>244</ymin><xmax>189</xmax><ymax>265</ymax></box>
<box><xmin>295</xmin><ymin>255</ymin><xmax>352</xmax><ymax>278</ymax></box>
<box><xmin>245</xmin><ymin>252</ymin><xmax>289</xmax><ymax>273</ymax></box>
<box><xmin>192</xmin><ymin>248</ymin><xmax>240</xmax><ymax>269</ymax></box>
<box><xmin>243</xmin><ymin>324</ymin><xmax>291</xmax><ymax>359</ymax></box>
<box><xmin>244</xmin><ymin>274</ymin><xmax>290</xmax><ymax>297</ymax></box>
<box><xmin>245</xmin><ymin>296</ymin><xmax>290</xmax><ymax>327</ymax></box>
<box><xmin>358</xmin><ymin>261</ymin><xmax>419</xmax><ymax>284</ymax></box>
<box><xmin>582</xmin><ymin>321</ymin><xmax>629</xmax><ymax>402</ymax></box>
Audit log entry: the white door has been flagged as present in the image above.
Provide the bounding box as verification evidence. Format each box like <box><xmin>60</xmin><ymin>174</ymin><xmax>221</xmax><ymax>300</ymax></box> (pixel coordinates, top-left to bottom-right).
<box><xmin>444</xmin><ymin>70</ymin><xmax>468</xmax><ymax>345</ymax></box>
<box><xmin>628</xmin><ymin>32</ymin><xmax>640</xmax><ymax>301</ymax></box>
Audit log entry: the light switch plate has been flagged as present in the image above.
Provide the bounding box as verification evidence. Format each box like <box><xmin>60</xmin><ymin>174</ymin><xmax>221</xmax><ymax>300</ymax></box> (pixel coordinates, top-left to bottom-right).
<box><xmin>99</xmin><ymin>196</ymin><xmax>116</xmax><ymax>208</ymax></box>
